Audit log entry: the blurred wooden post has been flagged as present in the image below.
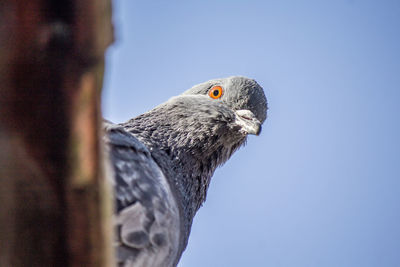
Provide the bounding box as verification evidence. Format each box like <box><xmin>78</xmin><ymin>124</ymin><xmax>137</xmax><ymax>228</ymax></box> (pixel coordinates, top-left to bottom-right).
<box><xmin>0</xmin><ymin>0</ymin><xmax>114</xmax><ymax>266</ymax></box>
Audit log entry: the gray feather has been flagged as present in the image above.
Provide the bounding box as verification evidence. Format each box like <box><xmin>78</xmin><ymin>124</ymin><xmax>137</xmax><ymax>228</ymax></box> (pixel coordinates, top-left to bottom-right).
<box><xmin>104</xmin><ymin>122</ymin><xmax>180</xmax><ymax>267</ymax></box>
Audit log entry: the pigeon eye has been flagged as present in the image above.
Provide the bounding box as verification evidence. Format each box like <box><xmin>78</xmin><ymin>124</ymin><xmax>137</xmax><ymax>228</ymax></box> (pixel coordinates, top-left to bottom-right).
<box><xmin>208</xmin><ymin>86</ymin><xmax>223</xmax><ymax>99</ymax></box>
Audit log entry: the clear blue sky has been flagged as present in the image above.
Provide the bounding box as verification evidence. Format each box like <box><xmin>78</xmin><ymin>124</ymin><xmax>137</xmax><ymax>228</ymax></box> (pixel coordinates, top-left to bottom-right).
<box><xmin>102</xmin><ymin>1</ymin><xmax>400</xmax><ymax>266</ymax></box>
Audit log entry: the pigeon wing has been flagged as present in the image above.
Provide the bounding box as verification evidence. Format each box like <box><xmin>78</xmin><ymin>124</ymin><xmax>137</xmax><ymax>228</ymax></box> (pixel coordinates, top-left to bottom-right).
<box><xmin>104</xmin><ymin>122</ymin><xmax>181</xmax><ymax>267</ymax></box>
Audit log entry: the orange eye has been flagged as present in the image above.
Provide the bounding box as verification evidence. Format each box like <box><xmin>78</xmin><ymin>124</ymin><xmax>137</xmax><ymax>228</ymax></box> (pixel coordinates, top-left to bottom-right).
<box><xmin>208</xmin><ymin>86</ymin><xmax>223</xmax><ymax>99</ymax></box>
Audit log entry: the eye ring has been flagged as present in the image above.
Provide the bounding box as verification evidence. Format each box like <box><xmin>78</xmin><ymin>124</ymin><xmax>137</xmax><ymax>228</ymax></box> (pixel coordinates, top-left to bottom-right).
<box><xmin>208</xmin><ymin>86</ymin><xmax>223</xmax><ymax>99</ymax></box>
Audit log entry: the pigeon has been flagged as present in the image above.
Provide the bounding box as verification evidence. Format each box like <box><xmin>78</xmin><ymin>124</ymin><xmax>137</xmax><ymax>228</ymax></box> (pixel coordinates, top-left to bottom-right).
<box><xmin>104</xmin><ymin>76</ymin><xmax>268</xmax><ymax>267</ymax></box>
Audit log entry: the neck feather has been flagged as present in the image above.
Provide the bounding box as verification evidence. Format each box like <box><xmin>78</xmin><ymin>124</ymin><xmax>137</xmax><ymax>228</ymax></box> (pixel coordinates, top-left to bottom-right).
<box><xmin>120</xmin><ymin>109</ymin><xmax>245</xmax><ymax>224</ymax></box>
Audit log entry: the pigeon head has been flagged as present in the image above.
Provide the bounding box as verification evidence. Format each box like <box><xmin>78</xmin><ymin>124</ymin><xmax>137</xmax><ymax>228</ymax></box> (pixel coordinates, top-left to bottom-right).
<box><xmin>125</xmin><ymin>76</ymin><xmax>268</xmax><ymax>165</ymax></box>
<box><xmin>182</xmin><ymin>76</ymin><xmax>268</xmax><ymax>136</ymax></box>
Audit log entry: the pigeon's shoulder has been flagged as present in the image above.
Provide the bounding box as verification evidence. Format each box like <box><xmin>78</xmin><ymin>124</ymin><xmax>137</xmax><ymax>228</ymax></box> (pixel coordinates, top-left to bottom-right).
<box><xmin>103</xmin><ymin>121</ymin><xmax>181</xmax><ymax>267</ymax></box>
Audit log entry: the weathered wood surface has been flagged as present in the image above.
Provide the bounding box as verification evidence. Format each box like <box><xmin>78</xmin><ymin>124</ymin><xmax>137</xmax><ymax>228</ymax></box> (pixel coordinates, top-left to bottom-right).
<box><xmin>0</xmin><ymin>0</ymin><xmax>114</xmax><ymax>266</ymax></box>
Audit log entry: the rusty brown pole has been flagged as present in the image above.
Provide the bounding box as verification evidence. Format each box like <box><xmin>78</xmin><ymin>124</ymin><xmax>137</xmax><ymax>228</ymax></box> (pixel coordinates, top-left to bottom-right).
<box><xmin>0</xmin><ymin>0</ymin><xmax>114</xmax><ymax>266</ymax></box>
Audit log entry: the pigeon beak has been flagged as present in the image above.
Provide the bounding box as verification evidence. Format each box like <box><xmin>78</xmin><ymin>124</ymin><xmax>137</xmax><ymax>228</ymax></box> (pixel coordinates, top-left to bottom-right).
<box><xmin>234</xmin><ymin>110</ymin><xmax>262</xmax><ymax>136</ymax></box>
